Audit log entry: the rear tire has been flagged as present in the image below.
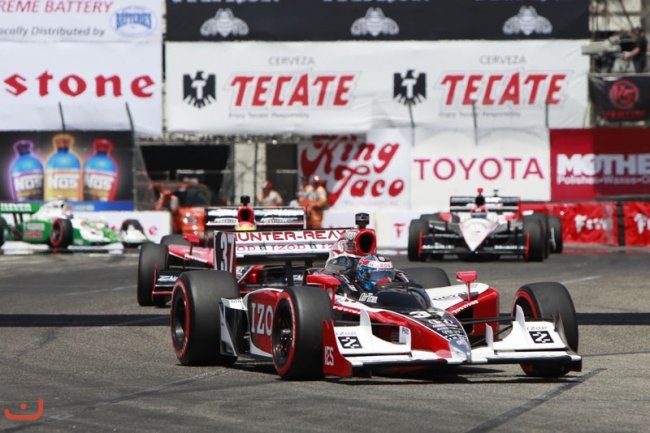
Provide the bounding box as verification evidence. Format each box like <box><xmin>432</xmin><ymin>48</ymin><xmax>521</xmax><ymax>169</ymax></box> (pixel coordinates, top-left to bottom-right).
<box><xmin>171</xmin><ymin>270</ymin><xmax>240</xmax><ymax>366</ymax></box>
<box><xmin>525</xmin><ymin>214</ymin><xmax>550</xmax><ymax>258</ymax></box>
<box><xmin>407</xmin><ymin>219</ymin><xmax>429</xmax><ymax>262</ymax></box>
<box><xmin>137</xmin><ymin>243</ymin><xmax>168</xmax><ymax>306</ymax></box>
<box><xmin>549</xmin><ymin>216</ymin><xmax>563</xmax><ymax>254</ymax></box>
<box><xmin>49</xmin><ymin>219</ymin><xmax>73</xmax><ymax>249</ymax></box>
<box><xmin>0</xmin><ymin>217</ymin><xmax>6</xmax><ymax>247</ymax></box>
<box><xmin>523</xmin><ymin>218</ymin><xmax>544</xmax><ymax>262</ymax></box>
<box><xmin>512</xmin><ymin>282</ymin><xmax>579</xmax><ymax>377</ymax></box>
<box><xmin>405</xmin><ymin>267</ymin><xmax>450</xmax><ymax>288</ymax></box>
<box><xmin>272</xmin><ymin>285</ymin><xmax>332</xmax><ymax>380</ymax></box>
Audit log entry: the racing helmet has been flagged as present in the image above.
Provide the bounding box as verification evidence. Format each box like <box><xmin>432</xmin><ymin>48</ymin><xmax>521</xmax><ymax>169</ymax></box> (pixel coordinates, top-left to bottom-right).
<box><xmin>356</xmin><ymin>254</ymin><xmax>395</xmax><ymax>292</ymax></box>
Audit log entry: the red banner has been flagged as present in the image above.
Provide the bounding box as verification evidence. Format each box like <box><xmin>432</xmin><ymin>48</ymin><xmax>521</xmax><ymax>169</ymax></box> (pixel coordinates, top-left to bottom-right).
<box><xmin>522</xmin><ymin>201</ymin><xmax>619</xmax><ymax>245</ymax></box>
<box><xmin>550</xmin><ymin>128</ymin><xmax>650</xmax><ymax>201</ymax></box>
<box><xmin>622</xmin><ymin>202</ymin><xmax>650</xmax><ymax>246</ymax></box>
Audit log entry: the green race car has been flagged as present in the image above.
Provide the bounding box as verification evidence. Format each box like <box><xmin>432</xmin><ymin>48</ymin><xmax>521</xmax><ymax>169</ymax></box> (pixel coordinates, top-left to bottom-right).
<box><xmin>0</xmin><ymin>200</ymin><xmax>147</xmax><ymax>249</ymax></box>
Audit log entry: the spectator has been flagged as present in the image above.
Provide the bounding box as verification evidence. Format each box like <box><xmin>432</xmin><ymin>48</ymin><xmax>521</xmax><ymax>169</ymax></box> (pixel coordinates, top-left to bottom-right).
<box><xmin>305</xmin><ymin>175</ymin><xmax>329</xmax><ymax>229</ymax></box>
<box><xmin>257</xmin><ymin>180</ymin><xmax>284</xmax><ymax>207</ymax></box>
<box><xmin>155</xmin><ymin>189</ymin><xmax>179</xmax><ymax>213</ymax></box>
<box><xmin>623</xmin><ymin>27</ymin><xmax>647</xmax><ymax>72</ymax></box>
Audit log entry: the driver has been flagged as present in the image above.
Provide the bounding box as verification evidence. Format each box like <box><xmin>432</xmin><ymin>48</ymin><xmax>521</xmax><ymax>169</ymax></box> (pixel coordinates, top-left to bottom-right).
<box><xmin>355</xmin><ymin>254</ymin><xmax>396</xmax><ymax>292</ymax></box>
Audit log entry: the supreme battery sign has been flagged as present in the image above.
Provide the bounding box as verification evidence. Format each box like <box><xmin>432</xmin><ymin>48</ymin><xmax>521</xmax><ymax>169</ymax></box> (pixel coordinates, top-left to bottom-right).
<box><xmin>165</xmin><ymin>40</ymin><xmax>588</xmax><ymax>134</ymax></box>
<box><xmin>165</xmin><ymin>0</ymin><xmax>588</xmax><ymax>41</ymax></box>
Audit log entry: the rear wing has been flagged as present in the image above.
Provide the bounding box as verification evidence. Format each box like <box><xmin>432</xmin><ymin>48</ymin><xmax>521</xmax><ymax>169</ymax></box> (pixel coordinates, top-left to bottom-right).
<box><xmin>449</xmin><ymin>195</ymin><xmax>520</xmax><ymax>215</ymax></box>
<box><xmin>206</xmin><ymin>206</ymin><xmax>306</xmax><ymax>230</ymax></box>
<box><xmin>0</xmin><ymin>202</ymin><xmax>41</xmax><ymax>215</ymax></box>
<box><xmin>212</xmin><ymin>228</ymin><xmax>349</xmax><ymax>273</ymax></box>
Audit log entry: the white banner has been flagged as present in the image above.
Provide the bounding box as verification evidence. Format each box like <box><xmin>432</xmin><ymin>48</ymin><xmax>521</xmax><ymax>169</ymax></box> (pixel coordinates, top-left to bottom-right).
<box><xmin>299</xmin><ymin>129</ymin><xmax>412</xmax><ymax>210</ymax></box>
<box><xmin>165</xmin><ymin>41</ymin><xmax>589</xmax><ymax>134</ymax></box>
<box><xmin>0</xmin><ymin>42</ymin><xmax>162</xmax><ymax>135</ymax></box>
<box><xmin>411</xmin><ymin>128</ymin><xmax>551</xmax><ymax>213</ymax></box>
<box><xmin>0</xmin><ymin>1</ymin><xmax>161</xmax><ymax>43</ymax></box>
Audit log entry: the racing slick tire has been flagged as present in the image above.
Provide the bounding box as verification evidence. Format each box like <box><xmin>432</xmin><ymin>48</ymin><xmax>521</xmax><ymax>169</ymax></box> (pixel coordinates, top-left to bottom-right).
<box><xmin>161</xmin><ymin>234</ymin><xmax>190</xmax><ymax>246</ymax></box>
<box><xmin>524</xmin><ymin>214</ymin><xmax>550</xmax><ymax>258</ymax></box>
<box><xmin>405</xmin><ymin>267</ymin><xmax>451</xmax><ymax>288</ymax></box>
<box><xmin>121</xmin><ymin>219</ymin><xmax>145</xmax><ymax>249</ymax></box>
<box><xmin>512</xmin><ymin>282</ymin><xmax>579</xmax><ymax>377</ymax></box>
<box><xmin>407</xmin><ymin>219</ymin><xmax>429</xmax><ymax>262</ymax></box>
<box><xmin>48</xmin><ymin>218</ymin><xmax>73</xmax><ymax>249</ymax></box>
<box><xmin>272</xmin><ymin>285</ymin><xmax>332</xmax><ymax>380</ymax></box>
<box><xmin>522</xmin><ymin>218</ymin><xmax>544</xmax><ymax>262</ymax></box>
<box><xmin>137</xmin><ymin>243</ymin><xmax>169</xmax><ymax>307</ymax></box>
<box><xmin>0</xmin><ymin>217</ymin><xmax>5</xmax><ymax>247</ymax></box>
<box><xmin>549</xmin><ymin>216</ymin><xmax>564</xmax><ymax>254</ymax></box>
<box><xmin>171</xmin><ymin>270</ymin><xmax>240</xmax><ymax>366</ymax></box>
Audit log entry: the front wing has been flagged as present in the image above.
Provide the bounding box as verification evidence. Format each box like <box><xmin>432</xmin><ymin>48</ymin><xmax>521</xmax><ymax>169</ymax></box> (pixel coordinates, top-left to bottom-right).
<box><xmin>322</xmin><ymin>307</ymin><xmax>581</xmax><ymax>377</ymax></box>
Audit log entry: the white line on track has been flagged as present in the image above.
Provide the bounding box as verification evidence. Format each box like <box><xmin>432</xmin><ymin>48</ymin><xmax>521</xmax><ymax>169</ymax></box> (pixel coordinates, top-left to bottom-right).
<box><xmin>561</xmin><ymin>275</ymin><xmax>602</xmax><ymax>284</ymax></box>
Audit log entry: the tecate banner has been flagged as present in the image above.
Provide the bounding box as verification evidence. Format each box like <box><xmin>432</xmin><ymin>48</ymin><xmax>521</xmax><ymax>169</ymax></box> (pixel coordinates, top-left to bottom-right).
<box><xmin>0</xmin><ymin>0</ymin><xmax>161</xmax><ymax>43</ymax></box>
<box><xmin>411</xmin><ymin>128</ymin><xmax>551</xmax><ymax>212</ymax></box>
<box><xmin>165</xmin><ymin>41</ymin><xmax>589</xmax><ymax>134</ymax></box>
<box><xmin>0</xmin><ymin>42</ymin><xmax>162</xmax><ymax>136</ymax></box>
<box><xmin>165</xmin><ymin>0</ymin><xmax>589</xmax><ymax>41</ymax></box>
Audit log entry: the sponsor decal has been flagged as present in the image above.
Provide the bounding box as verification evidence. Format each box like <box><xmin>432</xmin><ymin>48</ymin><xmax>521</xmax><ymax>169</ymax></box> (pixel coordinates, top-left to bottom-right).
<box><xmin>200</xmin><ymin>8</ymin><xmax>249</xmax><ymax>38</ymax></box>
<box><xmin>324</xmin><ymin>346</ymin><xmax>335</xmax><ymax>366</ymax></box>
<box><xmin>503</xmin><ymin>6</ymin><xmax>552</xmax><ymax>36</ymax></box>
<box><xmin>338</xmin><ymin>336</ymin><xmax>362</xmax><ymax>349</ymax></box>
<box><xmin>183</xmin><ymin>71</ymin><xmax>216</xmax><ymax>108</ymax></box>
<box><xmin>351</xmin><ymin>8</ymin><xmax>399</xmax><ymax>37</ymax></box>
<box><xmin>574</xmin><ymin>214</ymin><xmax>611</xmax><ymax>234</ymax></box>
<box><xmin>112</xmin><ymin>6</ymin><xmax>156</xmax><ymax>37</ymax></box>
<box><xmin>529</xmin><ymin>330</ymin><xmax>553</xmax><ymax>344</ymax></box>
<box><xmin>555</xmin><ymin>153</ymin><xmax>650</xmax><ymax>186</ymax></box>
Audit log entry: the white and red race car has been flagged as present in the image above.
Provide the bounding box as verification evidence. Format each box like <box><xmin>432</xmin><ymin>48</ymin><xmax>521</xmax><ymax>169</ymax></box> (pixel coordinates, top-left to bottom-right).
<box><xmin>163</xmin><ymin>213</ymin><xmax>581</xmax><ymax>380</ymax></box>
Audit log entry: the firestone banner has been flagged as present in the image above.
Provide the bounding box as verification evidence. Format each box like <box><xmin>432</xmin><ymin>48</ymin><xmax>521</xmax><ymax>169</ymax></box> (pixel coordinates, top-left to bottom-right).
<box><xmin>550</xmin><ymin>129</ymin><xmax>650</xmax><ymax>201</ymax></box>
<box><xmin>165</xmin><ymin>41</ymin><xmax>589</xmax><ymax>134</ymax></box>
<box><xmin>165</xmin><ymin>0</ymin><xmax>588</xmax><ymax>41</ymax></box>
<box><xmin>0</xmin><ymin>42</ymin><xmax>162</xmax><ymax>136</ymax></box>
<box><xmin>298</xmin><ymin>130</ymin><xmax>411</xmax><ymax>209</ymax></box>
<box><xmin>410</xmin><ymin>128</ymin><xmax>551</xmax><ymax>212</ymax></box>
<box><xmin>0</xmin><ymin>0</ymin><xmax>161</xmax><ymax>42</ymax></box>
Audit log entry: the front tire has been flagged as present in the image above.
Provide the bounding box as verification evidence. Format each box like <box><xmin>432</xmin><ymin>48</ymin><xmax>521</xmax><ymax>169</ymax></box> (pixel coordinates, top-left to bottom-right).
<box><xmin>512</xmin><ymin>282</ymin><xmax>579</xmax><ymax>377</ymax></box>
<box><xmin>407</xmin><ymin>219</ymin><xmax>428</xmax><ymax>262</ymax></box>
<box><xmin>549</xmin><ymin>216</ymin><xmax>563</xmax><ymax>254</ymax></box>
<box><xmin>137</xmin><ymin>243</ymin><xmax>168</xmax><ymax>306</ymax></box>
<box><xmin>171</xmin><ymin>270</ymin><xmax>240</xmax><ymax>366</ymax></box>
<box><xmin>49</xmin><ymin>218</ymin><xmax>73</xmax><ymax>249</ymax></box>
<box><xmin>272</xmin><ymin>285</ymin><xmax>332</xmax><ymax>380</ymax></box>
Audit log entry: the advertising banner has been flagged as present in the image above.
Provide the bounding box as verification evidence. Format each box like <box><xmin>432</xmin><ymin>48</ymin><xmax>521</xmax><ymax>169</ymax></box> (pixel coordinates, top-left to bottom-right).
<box><xmin>298</xmin><ymin>130</ymin><xmax>412</xmax><ymax>210</ymax></box>
<box><xmin>622</xmin><ymin>202</ymin><xmax>650</xmax><ymax>247</ymax></box>
<box><xmin>589</xmin><ymin>74</ymin><xmax>650</xmax><ymax>123</ymax></box>
<box><xmin>165</xmin><ymin>0</ymin><xmax>588</xmax><ymax>41</ymax></box>
<box><xmin>0</xmin><ymin>42</ymin><xmax>162</xmax><ymax>136</ymax></box>
<box><xmin>0</xmin><ymin>130</ymin><xmax>135</xmax><ymax>210</ymax></box>
<box><xmin>410</xmin><ymin>128</ymin><xmax>551</xmax><ymax>213</ymax></box>
<box><xmin>557</xmin><ymin>202</ymin><xmax>619</xmax><ymax>245</ymax></box>
<box><xmin>165</xmin><ymin>41</ymin><xmax>588</xmax><ymax>134</ymax></box>
<box><xmin>550</xmin><ymin>128</ymin><xmax>650</xmax><ymax>201</ymax></box>
<box><xmin>0</xmin><ymin>0</ymin><xmax>162</xmax><ymax>43</ymax></box>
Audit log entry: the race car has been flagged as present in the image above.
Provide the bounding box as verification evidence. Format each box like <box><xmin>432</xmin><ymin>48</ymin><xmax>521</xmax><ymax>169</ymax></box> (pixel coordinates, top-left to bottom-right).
<box><xmin>136</xmin><ymin>195</ymin><xmax>308</xmax><ymax>306</ymax></box>
<box><xmin>407</xmin><ymin>188</ymin><xmax>562</xmax><ymax>262</ymax></box>
<box><xmin>166</xmin><ymin>212</ymin><xmax>581</xmax><ymax>380</ymax></box>
<box><xmin>0</xmin><ymin>200</ymin><xmax>147</xmax><ymax>250</ymax></box>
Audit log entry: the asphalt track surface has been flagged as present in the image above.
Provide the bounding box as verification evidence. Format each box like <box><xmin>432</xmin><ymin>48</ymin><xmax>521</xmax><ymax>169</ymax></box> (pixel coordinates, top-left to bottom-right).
<box><xmin>0</xmin><ymin>246</ymin><xmax>649</xmax><ymax>433</ymax></box>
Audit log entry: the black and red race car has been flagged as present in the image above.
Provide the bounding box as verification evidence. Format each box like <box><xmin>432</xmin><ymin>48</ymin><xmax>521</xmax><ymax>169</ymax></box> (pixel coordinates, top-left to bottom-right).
<box><xmin>136</xmin><ymin>195</ymin><xmax>307</xmax><ymax>307</ymax></box>
<box><xmin>163</xmin><ymin>213</ymin><xmax>581</xmax><ymax>380</ymax></box>
<box><xmin>408</xmin><ymin>188</ymin><xmax>563</xmax><ymax>262</ymax></box>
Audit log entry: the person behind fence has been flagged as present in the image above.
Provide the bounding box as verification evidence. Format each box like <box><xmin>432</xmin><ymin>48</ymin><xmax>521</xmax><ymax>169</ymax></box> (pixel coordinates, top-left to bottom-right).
<box><xmin>623</xmin><ymin>26</ymin><xmax>647</xmax><ymax>73</ymax></box>
<box><xmin>304</xmin><ymin>175</ymin><xmax>328</xmax><ymax>229</ymax></box>
<box><xmin>257</xmin><ymin>180</ymin><xmax>284</xmax><ymax>207</ymax></box>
